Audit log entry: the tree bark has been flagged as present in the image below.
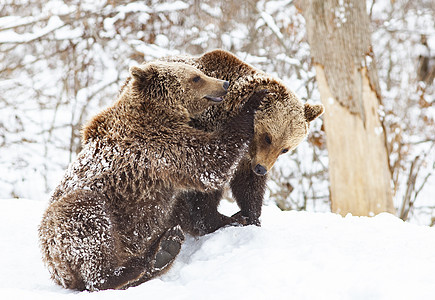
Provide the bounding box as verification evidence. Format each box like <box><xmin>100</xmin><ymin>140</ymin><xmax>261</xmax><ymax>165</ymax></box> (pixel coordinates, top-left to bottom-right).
<box><xmin>296</xmin><ymin>0</ymin><xmax>395</xmax><ymax>216</ymax></box>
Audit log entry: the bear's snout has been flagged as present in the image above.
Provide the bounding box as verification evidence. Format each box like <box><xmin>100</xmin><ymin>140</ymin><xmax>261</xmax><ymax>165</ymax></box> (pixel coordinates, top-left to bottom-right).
<box><xmin>223</xmin><ymin>81</ymin><xmax>229</xmax><ymax>91</ymax></box>
<box><xmin>253</xmin><ymin>164</ymin><xmax>267</xmax><ymax>176</ymax></box>
<box><xmin>204</xmin><ymin>80</ymin><xmax>228</xmax><ymax>103</ymax></box>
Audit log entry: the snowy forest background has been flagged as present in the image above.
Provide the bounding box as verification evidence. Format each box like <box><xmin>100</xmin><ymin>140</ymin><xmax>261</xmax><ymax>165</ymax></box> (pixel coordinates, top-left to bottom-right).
<box><xmin>1</xmin><ymin>0</ymin><xmax>434</xmax><ymax>224</ymax></box>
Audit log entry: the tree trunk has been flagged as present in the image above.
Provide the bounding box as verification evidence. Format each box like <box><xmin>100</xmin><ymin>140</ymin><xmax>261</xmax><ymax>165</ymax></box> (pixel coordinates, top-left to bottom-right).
<box><xmin>296</xmin><ymin>0</ymin><xmax>395</xmax><ymax>216</ymax></box>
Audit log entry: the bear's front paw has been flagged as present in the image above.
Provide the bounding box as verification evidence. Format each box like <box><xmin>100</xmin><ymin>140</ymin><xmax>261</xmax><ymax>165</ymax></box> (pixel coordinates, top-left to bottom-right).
<box><xmin>231</xmin><ymin>211</ymin><xmax>261</xmax><ymax>227</ymax></box>
<box><xmin>243</xmin><ymin>89</ymin><xmax>269</xmax><ymax>113</ymax></box>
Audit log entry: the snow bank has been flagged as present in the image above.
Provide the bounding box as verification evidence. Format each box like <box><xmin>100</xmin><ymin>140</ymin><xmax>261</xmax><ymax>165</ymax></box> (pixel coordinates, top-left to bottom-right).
<box><xmin>1</xmin><ymin>198</ymin><xmax>435</xmax><ymax>299</ymax></box>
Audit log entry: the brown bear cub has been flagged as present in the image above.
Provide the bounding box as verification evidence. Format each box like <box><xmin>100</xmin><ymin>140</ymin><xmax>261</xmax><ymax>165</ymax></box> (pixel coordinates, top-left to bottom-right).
<box><xmin>38</xmin><ymin>61</ymin><xmax>267</xmax><ymax>291</ymax></box>
<box><xmin>163</xmin><ymin>50</ymin><xmax>324</xmax><ymax>235</ymax></box>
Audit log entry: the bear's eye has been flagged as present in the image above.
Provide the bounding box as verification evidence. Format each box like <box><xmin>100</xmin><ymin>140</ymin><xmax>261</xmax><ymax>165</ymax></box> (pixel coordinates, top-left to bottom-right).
<box><xmin>192</xmin><ymin>76</ymin><xmax>201</xmax><ymax>83</ymax></box>
<box><xmin>265</xmin><ymin>134</ymin><xmax>272</xmax><ymax>145</ymax></box>
<box><xmin>281</xmin><ymin>149</ymin><xmax>289</xmax><ymax>154</ymax></box>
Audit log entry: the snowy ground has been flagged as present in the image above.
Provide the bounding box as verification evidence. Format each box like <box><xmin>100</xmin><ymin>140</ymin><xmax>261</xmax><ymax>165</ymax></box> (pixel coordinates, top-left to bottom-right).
<box><xmin>2</xmin><ymin>198</ymin><xmax>435</xmax><ymax>300</ymax></box>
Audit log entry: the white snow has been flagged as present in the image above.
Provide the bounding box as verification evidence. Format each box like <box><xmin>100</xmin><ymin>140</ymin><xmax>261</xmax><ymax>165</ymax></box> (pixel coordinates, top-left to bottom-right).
<box><xmin>0</xmin><ymin>16</ymin><xmax>65</xmax><ymax>44</ymax></box>
<box><xmin>2</xmin><ymin>198</ymin><xmax>435</xmax><ymax>299</ymax></box>
<box><xmin>374</xmin><ymin>126</ymin><xmax>384</xmax><ymax>136</ymax></box>
<box><xmin>257</xmin><ymin>11</ymin><xmax>284</xmax><ymax>40</ymax></box>
<box><xmin>153</xmin><ymin>1</ymin><xmax>189</xmax><ymax>13</ymax></box>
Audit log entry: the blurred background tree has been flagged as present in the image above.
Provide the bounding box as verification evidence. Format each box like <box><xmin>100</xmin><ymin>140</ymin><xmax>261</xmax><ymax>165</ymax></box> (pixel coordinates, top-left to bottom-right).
<box><xmin>296</xmin><ymin>0</ymin><xmax>396</xmax><ymax>216</ymax></box>
<box><xmin>0</xmin><ymin>0</ymin><xmax>433</xmax><ymax>224</ymax></box>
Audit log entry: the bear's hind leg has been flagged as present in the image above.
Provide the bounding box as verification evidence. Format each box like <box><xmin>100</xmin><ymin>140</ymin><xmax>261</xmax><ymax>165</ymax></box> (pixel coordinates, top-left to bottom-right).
<box><xmin>39</xmin><ymin>190</ymin><xmax>118</xmax><ymax>291</ymax></box>
<box><xmin>154</xmin><ymin>225</ymin><xmax>185</xmax><ymax>270</ymax></box>
<box><xmin>120</xmin><ymin>225</ymin><xmax>185</xmax><ymax>289</ymax></box>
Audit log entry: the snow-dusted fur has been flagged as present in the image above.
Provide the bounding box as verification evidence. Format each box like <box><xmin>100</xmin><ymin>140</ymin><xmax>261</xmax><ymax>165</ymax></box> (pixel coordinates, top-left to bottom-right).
<box><xmin>38</xmin><ymin>61</ymin><xmax>267</xmax><ymax>291</ymax></box>
<box><xmin>162</xmin><ymin>50</ymin><xmax>324</xmax><ymax>233</ymax></box>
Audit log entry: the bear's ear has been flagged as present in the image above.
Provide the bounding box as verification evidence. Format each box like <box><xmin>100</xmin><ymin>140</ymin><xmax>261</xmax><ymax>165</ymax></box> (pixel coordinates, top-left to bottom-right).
<box><xmin>129</xmin><ymin>64</ymin><xmax>157</xmax><ymax>83</ymax></box>
<box><xmin>130</xmin><ymin>65</ymin><xmax>145</xmax><ymax>78</ymax></box>
<box><xmin>304</xmin><ymin>103</ymin><xmax>324</xmax><ymax>122</ymax></box>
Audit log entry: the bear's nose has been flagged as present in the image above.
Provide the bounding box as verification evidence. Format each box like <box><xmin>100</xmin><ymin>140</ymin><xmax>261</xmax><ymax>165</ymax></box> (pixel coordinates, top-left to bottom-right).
<box><xmin>223</xmin><ymin>81</ymin><xmax>229</xmax><ymax>91</ymax></box>
<box><xmin>254</xmin><ymin>164</ymin><xmax>267</xmax><ymax>176</ymax></box>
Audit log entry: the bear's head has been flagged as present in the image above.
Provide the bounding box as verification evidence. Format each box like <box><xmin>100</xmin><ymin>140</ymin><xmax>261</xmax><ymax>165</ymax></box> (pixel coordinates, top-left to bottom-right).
<box><xmin>195</xmin><ymin>49</ymin><xmax>324</xmax><ymax>176</ymax></box>
<box><xmin>82</xmin><ymin>61</ymin><xmax>229</xmax><ymax>142</ymax></box>
<box><xmin>129</xmin><ymin>61</ymin><xmax>229</xmax><ymax>117</ymax></box>
<box><xmin>250</xmin><ymin>81</ymin><xmax>324</xmax><ymax>175</ymax></box>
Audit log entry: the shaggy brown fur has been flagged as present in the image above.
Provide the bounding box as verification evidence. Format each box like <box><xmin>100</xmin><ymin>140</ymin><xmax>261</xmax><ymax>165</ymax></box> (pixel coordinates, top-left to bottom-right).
<box><xmin>38</xmin><ymin>61</ymin><xmax>267</xmax><ymax>291</ymax></box>
<box><xmin>162</xmin><ymin>50</ymin><xmax>324</xmax><ymax>234</ymax></box>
